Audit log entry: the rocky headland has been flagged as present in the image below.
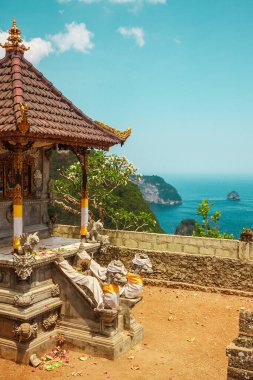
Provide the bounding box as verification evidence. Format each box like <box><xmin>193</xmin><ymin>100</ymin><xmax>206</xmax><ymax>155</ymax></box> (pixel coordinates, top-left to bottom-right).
<box><xmin>135</xmin><ymin>175</ymin><xmax>182</xmax><ymax>206</ymax></box>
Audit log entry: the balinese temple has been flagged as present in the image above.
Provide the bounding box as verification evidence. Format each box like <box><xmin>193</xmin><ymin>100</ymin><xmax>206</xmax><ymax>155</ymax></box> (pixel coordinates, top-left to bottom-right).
<box><xmin>0</xmin><ymin>19</ymin><xmax>141</xmax><ymax>364</ymax></box>
<box><xmin>0</xmin><ymin>18</ymin><xmax>130</xmax><ymax>251</ymax></box>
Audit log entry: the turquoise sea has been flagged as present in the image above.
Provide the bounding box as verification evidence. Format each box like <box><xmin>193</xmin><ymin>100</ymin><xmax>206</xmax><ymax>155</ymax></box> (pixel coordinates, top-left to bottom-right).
<box><xmin>148</xmin><ymin>175</ymin><xmax>253</xmax><ymax>238</ymax></box>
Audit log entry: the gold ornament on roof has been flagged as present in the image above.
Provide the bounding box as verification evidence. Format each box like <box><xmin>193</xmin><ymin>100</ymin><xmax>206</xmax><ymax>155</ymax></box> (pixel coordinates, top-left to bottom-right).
<box><xmin>95</xmin><ymin>121</ymin><xmax>131</xmax><ymax>141</ymax></box>
<box><xmin>0</xmin><ymin>18</ymin><xmax>29</xmax><ymax>52</ymax></box>
<box><xmin>18</xmin><ymin>103</ymin><xmax>30</xmax><ymax>134</ymax></box>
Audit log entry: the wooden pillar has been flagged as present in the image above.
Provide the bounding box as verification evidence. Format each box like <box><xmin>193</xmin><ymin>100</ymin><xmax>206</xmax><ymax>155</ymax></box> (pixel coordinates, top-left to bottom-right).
<box><xmin>13</xmin><ymin>148</ymin><xmax>24</xmax><ymax>253</ymax></box>
<box><xmin>80</xmin><ymin>150</ymin><xmax>88</xmax><ymax>242</ymax></box>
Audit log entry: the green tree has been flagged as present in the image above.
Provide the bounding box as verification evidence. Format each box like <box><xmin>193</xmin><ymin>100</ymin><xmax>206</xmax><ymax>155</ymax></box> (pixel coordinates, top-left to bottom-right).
<box><xmin>52</xmin><ymin>150</ymin><xmax>162</xmax><ymax>232</ymax></box>
<box><xmin>193</xmin><ymin>199</ymin><xmax>233</xmax><ymax>239</ymax></box>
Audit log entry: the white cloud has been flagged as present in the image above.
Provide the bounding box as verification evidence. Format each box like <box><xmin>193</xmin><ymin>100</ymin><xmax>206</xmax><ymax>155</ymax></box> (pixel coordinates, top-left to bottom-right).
<box><xmin>118</xmin><ymin>26</ymin><xmax>145</xmax><ymax>47</ymax></box>
<box><xmin>24</xmin><ymin>38</ymin><xmax>54</xmax><ymax>64</ymax></box>
<box><xmin>147</xmin><ymin>0</ymin><xmax>166</xmax><ymax>3</ymax></box>
<box><xmin>57</xmin><ymin>0</ymin><xmax>100</xmax><ymax>2</ymax></box>
<box><xmin>0</xmin><ymin>22</ymin><xmax>94</xmax><ymax>64</ymax></box>
<box><xmin>110</xmin><ymin>0</ymin><xmax>137</xmax><ymax>3</ymax></box>
<box><xmin>0</xmin><ymin>32</ymin><xmax>53</xmax><ymax>63</ymax></box>
<box><xmin>0</xmin><ymin>32</ymin><xmax>9</xmax><ymax>59</ymax></box>
<box><xmin>173</xmin><ymin>37</ymin><xmax>182</xmax><ymax>45</ymax></box>
<box><xmin>50</xmin><ymin>22</ymin><xmax>94</xmax><ymax>53</ymax></box>
<box><xmin>57</xmin><ymin>0</ymin><xmax>167</xmax><ymax>4</ymax></box>
<box><xmin>79</xmin><ymin>0</ymin><xmax>100</xmax><ymax>3</ymax></box>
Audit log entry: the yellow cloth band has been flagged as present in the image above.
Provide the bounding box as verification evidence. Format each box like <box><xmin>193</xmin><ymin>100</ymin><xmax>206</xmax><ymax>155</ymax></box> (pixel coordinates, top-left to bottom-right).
<box><xmin>13</xmin><ymin>205</ymin><xmax>22</xmax><ymax>218</ymax></box>
<box><xmin>103</xmin><ymin>284</ymin><xmax>119</xmax><ymax>294</ymax></box>
<box><xmin>81</xmin><ymin>199</ymin><xmax>88</xmax><ymax>208</ymax></box>
<box><xmin>13</xmin><ymin>236</ymin><xmax>21</xmax><ymax>249</ymax></box>
<box><xmin>127</xmin><ymin>273</ymin><xmax>143</xmax><ymax>285</ymax></box>
<box><xmin>80</xmin><ymin>226</ymin><xmax>87</xmax><ymax>235</ymax></box>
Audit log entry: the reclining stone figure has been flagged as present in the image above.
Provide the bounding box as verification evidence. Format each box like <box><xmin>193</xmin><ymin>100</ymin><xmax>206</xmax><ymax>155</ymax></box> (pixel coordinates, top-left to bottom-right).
<box><xmin>102</xmin><ymin>260</ymin><xmax>128</xmax><ymax>310</ymax></box>
<box><xmin>56</xmin><ymin>254</ymin><xmax>104</xmax><ymax>309</ymax></box>
<box><xmin>76</xmin><ymin>249</ymin><xmax>107</xmax><ymax>282</ymax></box>
<box><xmin>121</xmin><ymin>253</ymin><xmax>153</xmax><ymax>299</ymax></box>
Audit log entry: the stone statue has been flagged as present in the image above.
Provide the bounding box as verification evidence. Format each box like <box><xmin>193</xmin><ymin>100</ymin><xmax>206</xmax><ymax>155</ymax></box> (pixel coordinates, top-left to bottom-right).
<box><xmin>121</xmin><ymin>253</ymin><xmax>153</xmax><ymax>299</ymax></box>
<box><xmin>18</xmin><ymin>232</ymin><xmax>39</xmax><ymax>255</ymax></box>
<box><xmin>86</xmin><ymin>218</ymin><xmax>104</xmax><ymax>242</ymax></box>
<box><xmin>103</xmin><ymin>260</ymin><xmax>128</xmax><ymax>310</ymax></box>
<box><xmin>86</xmin><ymin>217</ymin><xmax>110</xmax><ymax>255</ymax></box>
<box><xmin>13</xmin><ymin>322</ymin><xmax>38</xmax><ymax>342</ymax></box>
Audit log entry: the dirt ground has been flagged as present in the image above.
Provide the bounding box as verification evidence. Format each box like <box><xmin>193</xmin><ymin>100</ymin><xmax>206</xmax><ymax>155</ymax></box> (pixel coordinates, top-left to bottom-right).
<box><xmin>0</xmin><ymin>286</ymin><xmax>252</xmax><ymax>380</ymax></box>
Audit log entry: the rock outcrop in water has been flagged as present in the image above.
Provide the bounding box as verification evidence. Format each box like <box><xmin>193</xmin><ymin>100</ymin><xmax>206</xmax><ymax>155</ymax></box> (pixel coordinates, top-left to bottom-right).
<box><xmin>175</xmin><ymin>219</ymin><xmax>196</xmax><ymax>236</ymax></box>
<box><xmin>227</xmin><ymin>191</ymin><xmax>240</xmax><ymax>201</ymax></box>
<box><xmin>135</xmin><ymin>175</ymin><xmax>182</xmax><ymax>206</ymax></box>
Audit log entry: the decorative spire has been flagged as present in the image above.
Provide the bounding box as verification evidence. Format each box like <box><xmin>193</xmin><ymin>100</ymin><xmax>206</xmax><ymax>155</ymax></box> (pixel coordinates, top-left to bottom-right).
<box><xmin>0</xmin><ymin>17</ymin><xmax>29</xmax><ymax>52</ymax></box>
<box><xmin>95</xmin><ymin>121</ymin><xmax>131</xmax><ymax>142</ymax></box>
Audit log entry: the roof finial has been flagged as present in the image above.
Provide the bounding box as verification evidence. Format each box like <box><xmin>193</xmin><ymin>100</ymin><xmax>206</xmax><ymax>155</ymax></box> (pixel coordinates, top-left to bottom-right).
<box><xmin>0</xmin><ymin>17</ymin><xmax>29</xmax><ymax>52</ymax></box>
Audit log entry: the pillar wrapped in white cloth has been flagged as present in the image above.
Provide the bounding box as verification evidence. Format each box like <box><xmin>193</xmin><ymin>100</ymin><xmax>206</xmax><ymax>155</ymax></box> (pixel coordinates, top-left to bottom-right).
<box><xmin>58</xmin><ymin>259</ymin><xmax>104</xmax><ymax>308</ymax></box>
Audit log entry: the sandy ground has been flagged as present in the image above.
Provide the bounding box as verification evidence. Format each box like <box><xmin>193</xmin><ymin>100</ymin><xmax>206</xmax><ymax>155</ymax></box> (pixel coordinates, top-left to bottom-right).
<box><xmin>0</xmin><ymin>286</ymin><xmax>252</xmax><ymax>380</ymax></box>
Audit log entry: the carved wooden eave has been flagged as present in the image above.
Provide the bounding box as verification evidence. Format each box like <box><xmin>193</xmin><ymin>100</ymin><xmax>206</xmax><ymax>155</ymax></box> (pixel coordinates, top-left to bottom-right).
<box><xmin>95</xmin><ymin>121</ymin><xmax>132</xmax><ymax>145</ymax></box>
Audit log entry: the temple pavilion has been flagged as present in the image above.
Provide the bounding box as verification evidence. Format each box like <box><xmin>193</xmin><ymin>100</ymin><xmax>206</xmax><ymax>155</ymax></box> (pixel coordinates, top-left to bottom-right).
<box><xmin>0</xmin><ymin>19</ymin><xmax>143</xmax><ymax>365</ymax></box>
<box><xmin>0</xmin><ymin>18</ymin><xmax>130</xmax><ymax>252</ymax></box>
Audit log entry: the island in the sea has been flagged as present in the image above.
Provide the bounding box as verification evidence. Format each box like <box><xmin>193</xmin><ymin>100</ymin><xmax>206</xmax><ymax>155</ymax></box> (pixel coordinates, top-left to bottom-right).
<box><xmin>135</xmin><ymin>175</ymin><xmax>182</xmax><ymax>205</ymax></box>
<box><xmin>227</xmin><ymin>191</ymin><xmax>240</xmax><ymax>201</ymax></box>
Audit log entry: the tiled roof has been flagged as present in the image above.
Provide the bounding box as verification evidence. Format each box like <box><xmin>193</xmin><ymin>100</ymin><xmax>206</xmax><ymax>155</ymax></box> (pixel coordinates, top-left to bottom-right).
<box><xmin>0</xmin><ymin>50</ymin><xmax>126</xmax><ymax>149</ymax></box>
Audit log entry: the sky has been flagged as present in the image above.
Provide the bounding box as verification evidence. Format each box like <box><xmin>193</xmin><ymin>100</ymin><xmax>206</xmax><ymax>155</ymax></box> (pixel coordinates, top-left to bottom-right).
<box><xmin>1</xmin><ymin>0</ymin><xmax>253</xmax><ymax>176</ymax></box>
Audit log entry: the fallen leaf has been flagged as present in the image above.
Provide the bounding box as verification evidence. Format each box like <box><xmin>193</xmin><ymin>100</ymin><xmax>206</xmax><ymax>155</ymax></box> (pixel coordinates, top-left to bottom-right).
<box><xmin>79</xmin><ymin>356</ymin><xmax>88</xmax><ymax>361</ymax></box>
<box><xmin>131</xmin><ymin>365</ymin><xmax>140</xmax><ymax>371</ymax></box>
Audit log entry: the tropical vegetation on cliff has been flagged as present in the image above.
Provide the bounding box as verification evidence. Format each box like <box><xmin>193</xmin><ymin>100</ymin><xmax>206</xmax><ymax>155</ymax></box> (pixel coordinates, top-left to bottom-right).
<box><xmin>50</xmin><ymin>151</ymin><xmax>163</xmax><ymax>233</ymax></box>
<box><xmin>193</xmin><ymin>199</ymin><xmax>234</xmax><ymax>239</ymax></box>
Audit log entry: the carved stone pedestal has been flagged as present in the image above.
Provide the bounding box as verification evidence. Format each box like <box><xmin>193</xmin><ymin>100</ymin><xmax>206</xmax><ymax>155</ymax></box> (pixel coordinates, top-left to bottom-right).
<box><xmin>0</xmin><ymin>244</ymin><xmax>144</xmax><ymax>363</ymax></box>
<box><xmin>227</xmin><ymin>310</ymin><xmax>253</xmax><ymax>379</ymax></box>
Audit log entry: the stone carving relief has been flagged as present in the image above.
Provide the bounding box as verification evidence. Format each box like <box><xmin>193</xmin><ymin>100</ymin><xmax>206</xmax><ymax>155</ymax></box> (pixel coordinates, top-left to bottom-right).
<box><xmin>13</xmin><ymin>294</ymin><xmax>34</xmax><ymax>307</ymax></box>
<box><xmin>0</xmin><ymin>270</ymin><xmax>10</xmax><ymax>286</ymax></box>
<box><xmin>42</xmin><ymin>311</ymin><xmax>58</xmax><ymax>330</ymax></box>
<box><xmin>6</xmin><ymin>205</ymin><xmax>13</xmax><ymax>224</ymax></box>
<box><xmin>51</xmin><ymin>284</ymin><xmax>60</xmax><ymax>297</ymax></box>
<box><xmin>33</xmin><ymin>169</ymin><xmax>43</xmax><ymax>189</ymax></box>
<box><xmin>13</xmin><ymin>321</ymin><xmax>38</xmax><ymax>342</ymax></box>
<box><xmin>29</xmin><ymin>148</ymin><xmax>40</xmax><ymax>167</ymax></box>
<box><xmin>13</xmin><ymin>253</ymin><xmax>36</xmax><ymax>280</ymax></box>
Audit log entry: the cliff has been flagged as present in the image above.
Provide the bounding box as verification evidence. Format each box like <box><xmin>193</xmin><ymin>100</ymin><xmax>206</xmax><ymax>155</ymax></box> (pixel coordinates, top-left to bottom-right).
<box><xmin>135</xmin><ymin>175</ymin><xmax>182</xmax><ymax>205</ymax></box>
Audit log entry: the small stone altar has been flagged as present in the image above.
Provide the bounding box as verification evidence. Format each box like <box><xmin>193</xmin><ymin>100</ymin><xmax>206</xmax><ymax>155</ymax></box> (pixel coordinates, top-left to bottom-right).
<box><xmin>227</xmin><ymin>309</ymin><xmax>253</xmax><ymax>379</ymax></box>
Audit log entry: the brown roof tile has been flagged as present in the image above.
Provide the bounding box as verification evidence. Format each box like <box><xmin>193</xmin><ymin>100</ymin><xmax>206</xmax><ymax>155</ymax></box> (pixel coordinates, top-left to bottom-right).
<box><xmin>0</xmin><ymin>50</ymin><xmax>125</xmax><ymax>148</ymax></box>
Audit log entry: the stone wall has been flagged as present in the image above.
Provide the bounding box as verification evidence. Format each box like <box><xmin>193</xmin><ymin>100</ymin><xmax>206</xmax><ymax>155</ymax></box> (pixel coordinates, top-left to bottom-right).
<box><xmin>98</xmin><ymin>245</ymin><xmax>253</xmax><ymax>293</ymax></box>
<box><xmin>53</xmin><ymin>225</ymin><xmax>253</xmax><ymax>261</ymax></box>
<box><xmin>53</xmin><ymin>225</ymin><xmax>253</xmax><ymax>294</ymax></box>
<box><xmin>105</xmin><ymin>229</ymin><xmax>253</xmax><ymax>261</ymax></box>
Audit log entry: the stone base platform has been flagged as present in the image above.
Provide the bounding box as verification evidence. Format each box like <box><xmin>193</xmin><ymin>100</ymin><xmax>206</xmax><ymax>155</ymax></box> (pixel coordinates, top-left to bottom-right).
<box><xmin>0</xmin><ymin>237</ymin><xmax>143</xmax><ymax>364</ymax></box>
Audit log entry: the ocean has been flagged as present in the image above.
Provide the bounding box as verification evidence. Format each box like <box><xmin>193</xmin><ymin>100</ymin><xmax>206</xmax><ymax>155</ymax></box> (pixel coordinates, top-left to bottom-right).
<box><xmin>148</xmin><ymin>175</ymin><xmax>253</xmax><ymax>238</ymax></box>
